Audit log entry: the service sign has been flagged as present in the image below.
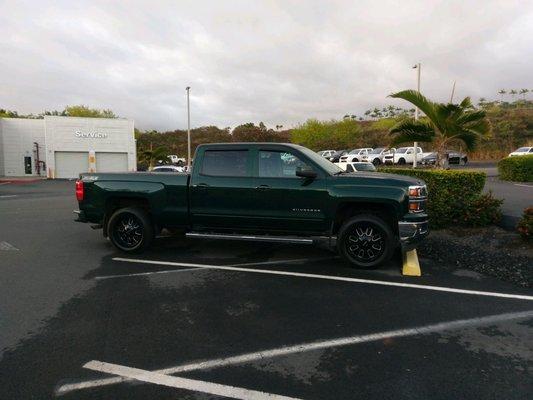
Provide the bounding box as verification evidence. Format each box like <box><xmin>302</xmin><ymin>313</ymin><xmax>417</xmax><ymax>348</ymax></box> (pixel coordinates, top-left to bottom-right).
<box><xmin>75</xmin><ymin>130</ymin><xmax>108</xmax><ymax>139</ymax></box>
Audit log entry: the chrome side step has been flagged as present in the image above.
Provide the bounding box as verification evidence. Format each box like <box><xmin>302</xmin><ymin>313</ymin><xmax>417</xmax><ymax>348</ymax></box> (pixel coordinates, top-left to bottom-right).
<box><xmin>185</xmin><ymin>232</ymin><xmax>314</xmax><ymax>244</ymax></box>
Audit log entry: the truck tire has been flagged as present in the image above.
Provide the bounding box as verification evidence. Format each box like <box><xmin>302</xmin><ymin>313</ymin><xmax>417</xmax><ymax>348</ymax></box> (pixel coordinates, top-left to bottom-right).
<box><xmin>337</xmin><ymin>214</ymin><xmax>394</xmax><ymax>269</ymax></box>
<box><xmin>108</xmin><ymin>207</ymin><xmax>154</xmax><ymax>253</ymax></box>
<box><xmin>372</xmin><ymin>158</ymin><xmax>381</xmax><ymax>166</ymax></box>
<box><xmin>398</xmin><ymin>158</ymin><xmax>406</xmax><ymax>165</ymax></box>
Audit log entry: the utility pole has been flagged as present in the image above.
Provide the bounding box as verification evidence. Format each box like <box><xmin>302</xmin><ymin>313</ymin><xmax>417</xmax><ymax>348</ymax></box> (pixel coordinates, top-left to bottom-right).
<box><xmin>413</xmin><ymin>63</ymin><xmax>421</xmax><ymax>168</ymax></box>
<box><xmin>186</xmin><ymin>86</ymin><xmax>191</xmax><ymax>170</ymax></box>
<box><xmin>450</xmin><ymin>80</ymin><xmax>456</xmax><ymax>103</ymax></box>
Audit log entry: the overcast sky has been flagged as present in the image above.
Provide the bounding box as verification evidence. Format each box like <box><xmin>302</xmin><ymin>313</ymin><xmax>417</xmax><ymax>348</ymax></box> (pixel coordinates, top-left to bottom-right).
<box><xmin>1</xmin><ymin>0</ymin><xmax>531</xmax><ymax>131</ymax></box>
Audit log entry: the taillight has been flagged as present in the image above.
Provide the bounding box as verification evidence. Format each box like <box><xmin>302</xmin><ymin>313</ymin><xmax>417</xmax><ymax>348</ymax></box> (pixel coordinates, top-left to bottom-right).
<box><xmin>75</xmin><ymin>180</ymin><xmax>84</xmax><ymax>201</ymax></box>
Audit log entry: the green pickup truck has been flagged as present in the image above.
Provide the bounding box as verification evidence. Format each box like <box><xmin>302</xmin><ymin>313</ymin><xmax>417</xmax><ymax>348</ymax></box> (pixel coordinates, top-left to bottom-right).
<box><xmin>75</xmin><ymin>143</ymin><xmax>428</xmax><ymax>268</ymax></box>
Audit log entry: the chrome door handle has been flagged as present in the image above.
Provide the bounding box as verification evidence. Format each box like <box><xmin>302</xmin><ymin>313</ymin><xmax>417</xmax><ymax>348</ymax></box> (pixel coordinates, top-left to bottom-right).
<box><xmin>255</xmin><ymin>185</ymin><xmax>270</xmax><ymax>190</ymax></box>
<box><xmin>194</xmin><ymin>183</ymin><xmax>209</xmax><ymax>189</ymax></box>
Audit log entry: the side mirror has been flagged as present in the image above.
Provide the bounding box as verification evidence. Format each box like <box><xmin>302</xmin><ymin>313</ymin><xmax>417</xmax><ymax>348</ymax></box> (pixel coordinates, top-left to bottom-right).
<box><xmin>296</xmin><ymin>166</ymin><xmax>317</xmax><ymax>179</ymax></box>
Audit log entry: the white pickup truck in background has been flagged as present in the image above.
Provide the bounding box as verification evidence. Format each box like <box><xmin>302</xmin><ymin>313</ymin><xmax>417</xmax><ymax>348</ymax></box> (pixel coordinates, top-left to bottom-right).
<box><xmin>383</xmin><ymin>147</ymin><xmax>432</xmax><ymax>165</ymax></box>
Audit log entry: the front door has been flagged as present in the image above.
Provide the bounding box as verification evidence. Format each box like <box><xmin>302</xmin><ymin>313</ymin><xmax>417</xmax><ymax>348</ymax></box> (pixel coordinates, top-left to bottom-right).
<box><xmin>253</xmin><ymin>149</ymin><xmax>329</xmax><ymax>234</ymax></box>
<box><xmin>24</xmin><ymin>156</ymin><xmax>32</xmax><ymax>175</ymax></box>
<box><xmin>190</xmin><ymin>149</ymin><xmax>257</xmax><ymax>230</ymax></box>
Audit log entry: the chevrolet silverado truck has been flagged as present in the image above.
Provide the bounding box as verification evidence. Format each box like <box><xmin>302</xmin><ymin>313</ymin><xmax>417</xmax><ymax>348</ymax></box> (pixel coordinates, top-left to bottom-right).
<box><xmin>75</xmin><ymin>143</ymin><xmax>429</xmax><ymax>268</ymax></box>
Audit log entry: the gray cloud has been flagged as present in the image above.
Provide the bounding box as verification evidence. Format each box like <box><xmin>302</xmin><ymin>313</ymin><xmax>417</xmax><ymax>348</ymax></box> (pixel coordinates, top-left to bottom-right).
<box><xmin>1</xmin><ymin>0</ymin><xmax>531</xmax><ymax>130</ymax></box>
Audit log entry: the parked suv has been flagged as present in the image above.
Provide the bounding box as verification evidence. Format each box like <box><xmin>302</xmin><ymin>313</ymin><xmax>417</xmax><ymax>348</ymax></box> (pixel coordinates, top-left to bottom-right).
<box><xmin>339</xmin><ymin>148</ymin><xmax>373</xmax><ymax>163</ymax></box>
<box><xmin>75</xmin><ymin>143</ymin><xmax>429</xmax><ymax>269</ymax></box>
<box><xmin>318</xmin><ymin>150</ymin><xmax>336</xmax><ymax>158</ymax></box>
<box><xmin>362</xmin><ymin>147</ymin><xmax>395</xmax><ymax>165</ymax></box>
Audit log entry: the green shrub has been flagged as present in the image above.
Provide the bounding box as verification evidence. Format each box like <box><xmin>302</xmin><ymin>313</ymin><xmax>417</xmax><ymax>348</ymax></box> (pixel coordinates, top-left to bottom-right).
<box><xmin>517</xmin><ymin>207</ymin><xmax>533</xmax><ymax>241</ymax></box>
<box><xmin>498</xmin><ymin>155</ymin><xmax>533</xmax><ymax>182</ymax></box>
<box><xmin>378</xmin><ymin>168</ymin><xmax>501</xmax><ymax>228</ymax></box>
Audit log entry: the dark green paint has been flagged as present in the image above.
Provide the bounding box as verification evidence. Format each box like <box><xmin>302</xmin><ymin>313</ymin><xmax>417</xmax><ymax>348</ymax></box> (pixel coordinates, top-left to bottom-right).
<box><xmin>78</xmin><ymin>143</ymin><xmax>428</xmax><ymax>239</ymax></box>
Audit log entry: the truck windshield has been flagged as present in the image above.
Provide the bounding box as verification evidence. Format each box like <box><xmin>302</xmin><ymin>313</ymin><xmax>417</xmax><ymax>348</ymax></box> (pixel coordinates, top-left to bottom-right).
<box><xmin>296</xmin><ymin>146</ymin><xmax>344</xmax><ymax>175</ymax></box>
<box><xmin>369</xmin><ymin>148</ymin><xmax>385</xmax><ymax>154</ymax></box>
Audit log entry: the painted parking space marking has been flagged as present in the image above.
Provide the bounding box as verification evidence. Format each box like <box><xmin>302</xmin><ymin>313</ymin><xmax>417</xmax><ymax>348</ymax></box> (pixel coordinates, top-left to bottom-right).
<box><xmin>84</xmin><ymin>360</ymin><xmax>301</xmax><ymax>400</ymax></box>
<box><xmin>0</xmin><ymin>195</ymin><xmax>18</xmax><ymax>198</ymax></box>
<box><xmin>55</xmin><ymin>310</ymin><xmax>533</xmax><ymax>396</ymax></box>
<box><xmin>94</xmin><ymin>267</ymin><xmax>202</xmax><ymax>280</ymax></box>
<box><xmin>92</xmin><ymin>257</ymin><xmax>336</xmax><ymax>280</ymax></box>
<box><xmin>113</xmin><ymin>257</ymin><xmax>533</xmax><ymax>301</ymax></box>
<box><xmin>514</xmin><ymin>183</ymin><xmax>532</xmax><ymax>188</ymax></box>
<box><xmin>0</xmin><ymin>241</ymin><xmax>19</xmax><ymax>251</ymax></box>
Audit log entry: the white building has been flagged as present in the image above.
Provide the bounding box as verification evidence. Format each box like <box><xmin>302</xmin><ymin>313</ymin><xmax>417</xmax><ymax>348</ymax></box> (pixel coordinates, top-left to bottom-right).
<box><xmin>0</xmin><ymin>116</ymin><xmax>136</xmax><ymax>178</ymax></box>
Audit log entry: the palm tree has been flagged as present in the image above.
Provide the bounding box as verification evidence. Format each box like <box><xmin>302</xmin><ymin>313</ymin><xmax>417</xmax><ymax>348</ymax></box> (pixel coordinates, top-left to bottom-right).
<box><xmin>498</xmin><ymin>89</ymin><xmax>506</xmax><ymax>102</ymax></box>
<box><xmin>509</xmin><ymin>89</ymin><xmax>518</xmax><ymax>100</ymax></box>
<box><xmin>139</xmin><ymin>146</ymin><xmax>170</xmax><ymax>169</ymax></box>
<box><xmin>388</xmin><ymin>90</ymin><xmax>491</xmax><ymax>168</ymax></box>
<box><xmin>519</xmin><ymin>89</ymin><xmax>529</xmax><ymax>100</ymax></box>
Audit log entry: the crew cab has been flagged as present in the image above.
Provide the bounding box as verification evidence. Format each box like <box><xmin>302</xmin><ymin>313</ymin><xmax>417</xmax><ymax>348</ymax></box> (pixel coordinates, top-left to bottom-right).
<box><xmin>384</xmin><ymin>146</ymin><xmax>431</xmax><ymax>165</ymax></box>
<box><xmin>75</xmin><ymin>143</ymin><xmax>429</xmax><ymax>268</ymax></box>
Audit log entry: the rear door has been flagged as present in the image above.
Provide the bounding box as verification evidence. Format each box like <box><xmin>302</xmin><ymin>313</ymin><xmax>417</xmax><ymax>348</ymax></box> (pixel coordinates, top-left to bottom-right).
<box><xmin>190</xmin><ymin>148</ymin><xmax>257</xmax><ymax>230</ymax></box>
<box><xmin>252</xmin><ymin>148</ymin><xmax>329</xmax><ymax>234</ymax></box>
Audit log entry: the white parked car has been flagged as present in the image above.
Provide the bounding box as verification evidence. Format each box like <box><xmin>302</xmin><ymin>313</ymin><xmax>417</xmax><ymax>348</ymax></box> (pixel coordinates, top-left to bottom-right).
<box><xmin>508</xmin><ymin>147</ymin><xmax>533</xmax><ymax>157</ymax></box>
<box><xmin>152</xmin><ymin>165</ymin><xmax>186</xmax><ymax>173</ymax></box>
<box><xmin>338</xmin><ymin>148</ymin><xmax>373</xmax><ymax>163</ymax></box>
<box><xmin>341</xmin><ymin>162</ymin><xmax>377</xmax><ymax>172</ymax></box>
<box><xmin>318</xmin><ymin>150</ymin><xmax>336</xmax><ymax>158</ymax></box>
<box><xmin>383</xmin><ymin>146</ymin><xmax>431</xmax><ymax>165</ymax></box>
<box><xmin>168</xmin><ymin>155</ymin><xmax>186</xmax><ymax>165</ymax></box>
<box><xmin>361</xmin><ymin>147</ymin><xmax>396</xmax><ymax>165</ymax></box>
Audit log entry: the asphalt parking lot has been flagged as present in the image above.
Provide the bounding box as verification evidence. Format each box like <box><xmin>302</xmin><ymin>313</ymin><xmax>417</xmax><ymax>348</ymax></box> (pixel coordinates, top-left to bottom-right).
<box><xmin>1</xmin><ymin>180</ymin><xmax>532</xmax><ymax>400</ymax></box>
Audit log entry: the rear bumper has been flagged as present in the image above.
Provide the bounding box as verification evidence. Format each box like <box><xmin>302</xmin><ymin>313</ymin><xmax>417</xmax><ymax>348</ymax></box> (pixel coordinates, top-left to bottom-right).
<box><xmin>73</xmin><ymin>209</ymin><xmax>87</xmax><ymax>223</ymax></box>
<box><xmin>398</xmin><ymin>219</ymin><xmax>429</xmax><ymax>251</ymax></box>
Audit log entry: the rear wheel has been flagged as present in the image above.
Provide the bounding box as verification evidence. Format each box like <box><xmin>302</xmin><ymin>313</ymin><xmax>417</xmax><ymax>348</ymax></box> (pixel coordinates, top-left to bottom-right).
<box><xmin>398</xmin><ymin>158</ymin><xmax>406</xmax><ymax>165</ymax></box>
<box><xmin>108</xmin><ymin>207</ymin><xmax>154</xmax><ymax>253</ymax></box>
<box><xmin>337</xmin><ymin>214</ymin><xmax>395</xmax><ymax>268</ymax></box>
<box><xmin>372</xmin><ymin>158</ymin><xmax>381</xmax><ymax>166</ymax></box>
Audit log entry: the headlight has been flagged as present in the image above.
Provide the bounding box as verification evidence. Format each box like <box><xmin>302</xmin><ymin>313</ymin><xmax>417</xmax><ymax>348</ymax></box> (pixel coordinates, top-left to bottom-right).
<box><xmin>408</xmin><ymin>185</ymin><xmax>427</xmax><ymax>213</ymax></box>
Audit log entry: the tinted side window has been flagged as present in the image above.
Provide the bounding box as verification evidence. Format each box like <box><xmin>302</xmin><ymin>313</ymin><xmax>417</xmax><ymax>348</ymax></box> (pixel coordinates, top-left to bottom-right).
<box><xmin>201</xmin><ymin>150</ymin><xmax>248</xmax><ymax>177</ymax></box>
<box><xmin>259</xmin><ymin>150</ymin><xmax>311</xmax><ymax>178</ymax></box>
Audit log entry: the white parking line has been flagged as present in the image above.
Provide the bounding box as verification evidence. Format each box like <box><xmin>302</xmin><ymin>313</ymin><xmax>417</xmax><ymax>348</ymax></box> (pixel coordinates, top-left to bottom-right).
<box><xmin>0</xmin><ymin>195</ymin><xmax>17</xmax><ymax>198</ymax></box>
<box><xmin>94</xmin><ymin>267</ymin><xmax>202</xmax><ymax>280</ymax></box>
<box><xmin>514</xmin><ymin>183</ymin><xmax>532</xmax><ymax>188</ymax></box>
<box><xmin>0</xmin><ymin>182</ymin><xmax>10</xmax><ymax>186</ymax></box>
<box><xmin>84</xmin><ymin>361</ymin><xmax>301</xmax><ymax>400</ymax></box>
<box><xmin>93</xmin><ymin>257</ymin><xmax>336</xmax><ymax>280</ymax></box>
<box><xmin>55</xmin><ymin>310</ymin><xmax>533</xmax><ymax>396</ymax></box>
<box><xmin>113</xmin><ymin>257</ymin><xmax>533</xmax><ymax>301</ymax></box>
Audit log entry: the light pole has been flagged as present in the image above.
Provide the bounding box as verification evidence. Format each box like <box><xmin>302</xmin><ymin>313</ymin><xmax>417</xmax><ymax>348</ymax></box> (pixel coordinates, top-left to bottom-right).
<box><xmin>186</xmin><ymin>86</ymin><xmax>191</xmax><ymax>170</ymax></box>
<box><xmin>413</xmin><ymin>63</ymin><xmax>421</xmax><ymax>168</ymax></box>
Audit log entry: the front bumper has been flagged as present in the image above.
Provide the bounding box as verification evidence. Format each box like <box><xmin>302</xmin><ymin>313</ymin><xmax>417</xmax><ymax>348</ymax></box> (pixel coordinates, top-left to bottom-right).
<box><xmin>398</xmin><ymin>220</ymin><xmax>429</xmax><ymax>251</ymax></box>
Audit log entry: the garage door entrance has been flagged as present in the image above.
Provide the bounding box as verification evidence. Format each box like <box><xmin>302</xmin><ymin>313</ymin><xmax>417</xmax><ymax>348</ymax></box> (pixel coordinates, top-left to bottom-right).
<box><xmin>96</xmin><ymin>152</ymin><xmax>128</xmax><ymax>173</ymax></box>
<box><xmin>54</xmin><ymin>152</ymin><xmax>88</xmax><ymax>179</ymax></box>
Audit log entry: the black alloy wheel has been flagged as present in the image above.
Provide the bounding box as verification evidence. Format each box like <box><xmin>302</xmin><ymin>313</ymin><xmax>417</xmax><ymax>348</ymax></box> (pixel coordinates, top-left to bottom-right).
<box><xmin>338</xmin><ymin>214</ymin><xmax>394</xmax><ymax>268</ymax></box>
<box><xmin>372</xmin><ymin>158</ymin><xmax>381</xmax><ymax>166</ymax></box>
<box><xmin>108</xmin><ymin>207</ymin><xmax>154</xmax><ymax>253</ymax></box>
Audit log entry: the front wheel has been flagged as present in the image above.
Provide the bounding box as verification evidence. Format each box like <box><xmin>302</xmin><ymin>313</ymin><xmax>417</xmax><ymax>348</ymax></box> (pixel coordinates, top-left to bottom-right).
<box><xmin>372</xmin><ymin>158</ymin><xmax>381</xmax><ymax>166</ymax></box>
<box><xmin>337</xmin><ymin>214</ymin><xmax>395</xmax><ymax>268</ymax></box>
<box><xmin>108</xmin><ymin>207</ymin><xmax>154</xmax><ymax>253</ymax></box>
<box><xmin>398</xmin><ymin>158</ymin><xmax>406</xmax><ymax>165</ymax></box>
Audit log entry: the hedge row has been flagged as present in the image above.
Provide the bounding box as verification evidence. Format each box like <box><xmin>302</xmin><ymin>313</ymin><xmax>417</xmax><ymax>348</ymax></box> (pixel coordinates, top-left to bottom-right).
<box><xmin>497</xmin><ymin>155</ymin><xmax>533</xmax><ymax>182</ymax></box>
<box><xmin>379</xmin><ymin>168</ymin><xmax>502</xmax><ymax>228</ymax></box>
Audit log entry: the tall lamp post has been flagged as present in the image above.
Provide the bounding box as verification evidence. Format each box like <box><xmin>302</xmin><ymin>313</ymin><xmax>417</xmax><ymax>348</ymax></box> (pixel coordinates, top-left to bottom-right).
<box><xmin>412</xmin><ymin>63</ymin><xmax>421</xmax><ymax>168</ymax></box>
<box><xmin>186</xmin><ymin>86</ymin><xmax>191</xmax><ymax>170</ymax></box>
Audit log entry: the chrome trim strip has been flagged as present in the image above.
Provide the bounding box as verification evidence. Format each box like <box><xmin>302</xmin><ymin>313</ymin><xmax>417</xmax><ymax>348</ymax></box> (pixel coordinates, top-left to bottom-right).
<box><xmin>185</xmin><ymin>232</ymin><xmax>314</xmax><ymax>244</ymax></box>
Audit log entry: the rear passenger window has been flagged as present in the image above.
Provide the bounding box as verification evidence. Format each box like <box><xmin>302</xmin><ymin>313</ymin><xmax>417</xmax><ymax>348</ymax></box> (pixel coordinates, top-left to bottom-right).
<box><xmin>201</xmin><ymin>150</ymin><xmax>249</xmax><ymax>177</ymax></box>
